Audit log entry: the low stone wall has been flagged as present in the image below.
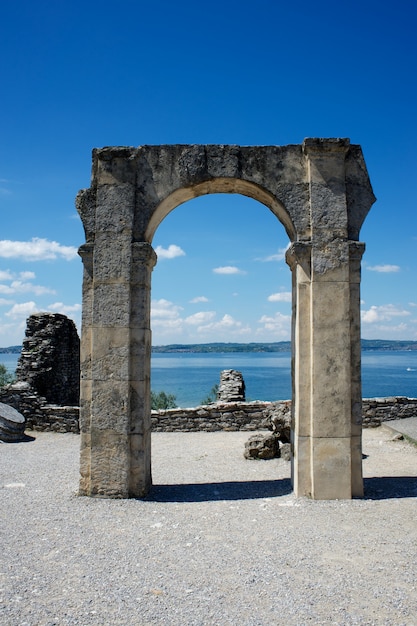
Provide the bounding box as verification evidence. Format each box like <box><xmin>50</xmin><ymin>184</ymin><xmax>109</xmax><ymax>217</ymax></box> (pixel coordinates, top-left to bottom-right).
<box><xmin>362</xmin><ymin>396</ymin><xmax>417</xmax><ymax>427</ymax></box>
<box><xmin>152</xmin><ymin>397</ymin><xmax>417</xmax><ymax>431</ymax></box>
<box><xmin>151</xmin><ymin>400</ymin><xmax>291</xmax><ymax>432</ymax></box>
<box><xmin>0</xmin><ymin>383</ymin><xmax>79</xmax><ymax>433</ymax></box>
<box><xmin>0</xmin><ymin>385</ymin><xmax>416</xmax><ymax>434</ymax></box>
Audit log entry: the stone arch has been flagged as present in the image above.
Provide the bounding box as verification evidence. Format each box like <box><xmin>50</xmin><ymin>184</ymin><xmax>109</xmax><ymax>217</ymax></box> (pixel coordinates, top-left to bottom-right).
<box><xmin>76</xmin><ymin>139</ymin><xmax>375</xmax><ymax>500</ymax></box>
<box><xmin>144</xmin><ymin>177</ymin><xmax>296</xmax><ymax>243</ymax></box>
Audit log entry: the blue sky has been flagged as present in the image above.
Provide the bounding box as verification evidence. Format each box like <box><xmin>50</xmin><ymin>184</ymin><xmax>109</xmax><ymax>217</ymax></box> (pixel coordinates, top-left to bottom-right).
<box><xmin>0</xmin><ymin>0</ymin><xmax>416</xmax><ymax>346</ymax></box>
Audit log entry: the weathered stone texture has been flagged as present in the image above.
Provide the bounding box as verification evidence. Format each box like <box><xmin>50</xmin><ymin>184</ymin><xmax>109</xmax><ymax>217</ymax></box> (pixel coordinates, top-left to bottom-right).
<box><xmin>16</xmin><ymin>313</ymin><xmax>80</xmax><ymax>406</ymax></box>
<box><xmin>0</xmin><ymin>402</ymin><xmax>26</xmax><ymax>442</ymax></box>
<box><xmin>244</xmin><ymin>433</ymin><xmax>280</xmax><ymax>460</ymax></box>
<box><xmin>217</xmin><ymin>370</ymin><xmax>246</xmax><ymax>402</ymax></box>
<box><xmin>0</xmin><ymin>382</ymin><xmax>79</xmax><ymax>433</ymax></box>
<box><xmin>151</xmin><ymin>400</ymin><xmax>290</xmax><ymax>432</ymax></box>
<box><xmin>0</xmin><ymin>389</ymin><xmax>415</xmax><ymax>435</ymax></box>
<box><xmin>77</xmin><ymin>139</ymin><xmax>376</xmax><ymax>499</ymax></box>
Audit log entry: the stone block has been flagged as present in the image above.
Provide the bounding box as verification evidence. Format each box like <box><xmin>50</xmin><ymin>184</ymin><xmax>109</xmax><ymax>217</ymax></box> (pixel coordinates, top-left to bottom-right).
<box><xmin>88</xmin><ymin>429</ymin><xmax>131</xmax><ymax>498</ymax></box>
<box><xmin>311</xmin><ymin>437</ymin><xmax>352</xmax><ymax>500</ymax></box>
<box><xmin>92</xmin><ymin>283</ymin><xmax>131</xmax><ymax>326</ymax></box>
<box><xmin>90</xmin><ymin>380</ymin><xmax>131</xmax><ymax>432</ymax></box>
<box><xmin>95</xmin><ymin>183</ymin><xmax>136</xmax><ymax>232</ymax></box>
<box><xmin>93</xmin><ymin>233</ymin><xmax>133</xmax><ymax>281</ymax></box>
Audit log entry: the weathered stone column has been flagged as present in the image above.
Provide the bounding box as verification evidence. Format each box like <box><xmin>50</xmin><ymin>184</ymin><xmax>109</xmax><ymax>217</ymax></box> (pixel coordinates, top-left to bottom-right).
<box><xmin>78</xmin><ymin>241</ymin><xmax>94</xmax><ymax>494</ymax></box>
<box><xmin>129</xmin><ymin>242</ymin><xmax>157</xmax><ymax>496</ymax></box>
<box><xmin>293</xmin><ymin>137</ymin><xmax>363</xmax><ymax>499</ymax></box>
<box><xmin>286</xmin><ymin>241</ymin><xmax>313</xmax><ymax>497</ymax></box>
<box><xmin>349</xmin><ymin>241</ymin><xmax>366</xmax><ymax>497</ymax></box>
<box><xmin>78</xmin><ymin>148</ymin><xmax>157</xmax><ymax>497</ymax></box>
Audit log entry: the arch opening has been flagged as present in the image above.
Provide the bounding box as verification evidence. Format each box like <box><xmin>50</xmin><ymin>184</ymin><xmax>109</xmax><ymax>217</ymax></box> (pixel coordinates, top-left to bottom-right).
<box><xmin>151</xmin><ymin>192</ymin><xmax>292</xmax><ymax>406</ymax></box>
<box><xmin>145</xmin><ymin>178</ymin><xmax>296</xmax><ymax>243</ymax></box>
<box><xmin>150</xmin><ymin>192</ymin><xmax>292</xmax><ymax>488</ymax></box>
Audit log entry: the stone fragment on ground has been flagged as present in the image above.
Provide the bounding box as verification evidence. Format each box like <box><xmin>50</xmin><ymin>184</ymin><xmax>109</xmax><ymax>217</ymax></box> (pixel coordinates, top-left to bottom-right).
<box><xmin>0</xmin><ymin>402</ymin><xmax>26</xmax><ymax>442</ymax></box>
<box><xmin>244</xmin><ymin>432</ymin><xmax>280</xmax><ymax>459</ymax></box>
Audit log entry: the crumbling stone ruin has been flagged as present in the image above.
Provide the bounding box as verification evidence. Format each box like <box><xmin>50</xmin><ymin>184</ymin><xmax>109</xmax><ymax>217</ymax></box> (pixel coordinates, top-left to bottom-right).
<box><xmin>243</xmin><ymin>398</ymin><xmax>291</xmax><ymax>461</ymax></box>
<box><xmin>16</xmin><ymin>313</ymin><xmax>80</xmax><ymax>406</ymax></box>
<box><xmin>217</xmin><ymin>369</ymin><xmax>245</xmax><ymax>402</ymax></box>
<box><xmin>77</xmin><ymin>139</ymin><xmax>376</xmax><ymax>499</ymax></box>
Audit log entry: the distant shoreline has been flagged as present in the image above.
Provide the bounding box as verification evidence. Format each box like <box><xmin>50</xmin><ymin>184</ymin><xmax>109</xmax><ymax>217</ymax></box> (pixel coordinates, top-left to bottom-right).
<box><xmin>3</xmin><ymin>339</ymin><xmax>417</xmax><ymax>355</ymax></box>
<box><xmin>152</xmin><ymin>340</ymin><xmax>417</xmax><ymax>353</ymax></box>
<box><xmin>0</xmin><ymin>339</ymin><xmax>417</xmax><ymax>354</ymax></box>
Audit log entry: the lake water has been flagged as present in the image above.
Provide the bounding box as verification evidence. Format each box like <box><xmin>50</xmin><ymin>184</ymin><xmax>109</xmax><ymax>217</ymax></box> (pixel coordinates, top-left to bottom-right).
<box><xmin>2</xmin><ymin>350</ymin><xmax>416</xmax><ymax>407</ymax></box>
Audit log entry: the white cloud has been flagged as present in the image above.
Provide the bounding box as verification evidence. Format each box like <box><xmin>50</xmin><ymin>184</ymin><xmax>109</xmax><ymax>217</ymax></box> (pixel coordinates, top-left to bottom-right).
<box><xmin>0</xmin><ymin>298</ymin><xmax>14</xmax><ymax>306</ymax></box>
<box><xmin>151</xmin><ymin>299</ymin><xmax>185</xmax><ymax>338</ymax></box>
<box><xmin>185</xmin><ymin>311</ymin><xmax>216</xmax><ymax>325</ymax></box>
<box><xmin>151</xmin><ymin>298</ymin><xmax>183</xmax><ymax>319</ymax></box>
<box><xmin>361</xmin><ymin>304</ymin><xmax>411</xmax><ymax>324</ymax></box>
<box><xmin>0</xmin><ymin>270</ymin><xmax>14</xmax><ymax>281</ymax></box>
<box><xmin>6</xmin><ymin>301</ymin><xmax>39</xmax><ymax>319</ymax></box>
<box><xmin>267</xmin><ymin>291</ymin><xmax>292</xmax><ymax>303</ymax></box>
<box><xmin>155</xmin><ymin>244</ymin><xmax>185</xmax><ymax>260</ymax></box>
<box><xmin>189</xmin><ymin>296</ymin><xmax>209</xmax><ymax>303</ymax></box>
<box><xmin>0</xmin><ymin>270</ymin><xmax>36</xmax><ymax>281</ymax></box>
<box><xmin>362</xmin><ymin>322</ymin><xmax>416</xmax><ymax>340</ymax></box>
<box><xmin>258</xmin><ymin>246</ymin><xmax>289</xmax><ymax>262</ymax></box>
<box><xmin>366</xmin><ymin>264</ymin><xmax>400</xmax><ymax>273</ymax></box>
<box><xmin>0</xmin><ymin>238</ymin><xmax>78</xmax><ymax>261</ymax></box>
<box><xmin>0</xmin><ymin>321</ymin><xmax>23</xmax><ymax>338</ymax></box>
<box><xmin>196</xmin><ymin>313</ymin><xmax>251</xmax><ymax>337</ymax></box>
<box><xmin>19</xmin><ymin>271</ymin><xmax>36</xmax><ymax>280</ymax></box>
<box><xmin>213</xmin><ymin>266</ymin><xmax>246</xmax><ymax>275</ymax></box>
<box><xmin>256</xmin><ymin>312</ymin><xmax>291</xmax><ymax>338</ymax></box>
<box><xmin>47</xmin><ymin>302</ymin><xmax>82</xmax><ymax>315</ymax></box>
<box><xmin>0</xmin><ymin>280</ymin><xmax>55</xmax><ymax>296</ymax></box>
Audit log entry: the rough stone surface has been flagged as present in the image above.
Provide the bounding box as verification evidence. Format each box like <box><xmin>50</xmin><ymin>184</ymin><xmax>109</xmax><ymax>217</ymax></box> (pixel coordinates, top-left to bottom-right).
<box><xmin>267</xmin><ymin>400</ymin><xmax>291</xmax><ymax>442</ymax></box>
<box><xmin>244</xmin><ymin>432</ymin><xmax>280</xmax><ymax>459</ymax></box>
<box><xmin>217</xmin><ymin>369</ymin><xmax>246</xmax><ymax>402</ymax></box>
<box><xmin>0</xmin><ymin>402</ymin><xmax>26</xmax><ymax>442</ymax></box>
<box><xmin>280</xmin><ymin>442</ymin><xmax>292</xmax><ymax>461</ymax></box>
<box><xmin>0</xmin><ymin>384</ymin><xmax>79</xmax><ymax>433</ymax></box>
<box><xmin>0</xmin><ymin>386</ymin><xmax>415</xmax><ymax>435</ymax></box>
<box><xmin>152</xmin><ymin>400</ymin><xmax>288</xmax><ymax>432</ymax></box>
<box><xmin>16</xmin><ymin>313</ymin><xmax>80</xmax><ymax>406</ymax></box>
<box><xmin>77</xmin><ymin>139</ymin><xmax>376</xmax><ymax>498</ymax></box>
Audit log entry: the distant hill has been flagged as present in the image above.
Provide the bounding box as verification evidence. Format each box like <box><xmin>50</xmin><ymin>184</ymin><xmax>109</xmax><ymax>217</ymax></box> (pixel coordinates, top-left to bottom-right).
<box><xmin>0</xmin><ymin>346</ymin><xmax>21</xmax><ymax>354</ymax></box>
<box><xmin>361</xmin><ymin>339</ymin><xmax>417</xmax><ymax>351</ymax></box>
<box><xmin>152</xmin><ymin>342</ymin><xmax>292</xmax><ymax>353</ymax></box>
<box><xmin>1</xmin><ymin>340</ymin><xmax>417</xmax><ymax>355</ymax></box>
<box><xmin>152</xmin><ymin>340</ymin><xmax>417</xmax><ymax>353</ymax></box>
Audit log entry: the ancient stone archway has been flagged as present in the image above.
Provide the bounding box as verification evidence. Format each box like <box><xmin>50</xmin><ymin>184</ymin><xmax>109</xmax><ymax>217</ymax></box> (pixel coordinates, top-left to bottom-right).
<box><xmin>76</xmin><ymin>139</ymin><xmax>375</xmax><ymax>500</ymax></box>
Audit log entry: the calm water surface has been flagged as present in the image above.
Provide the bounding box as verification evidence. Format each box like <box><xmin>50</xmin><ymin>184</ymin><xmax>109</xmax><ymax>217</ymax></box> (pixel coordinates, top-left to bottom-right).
<box><xmin>2</xmin><ymin>350</ymin><xmax>416</xmax><ymax>407</ymax></box>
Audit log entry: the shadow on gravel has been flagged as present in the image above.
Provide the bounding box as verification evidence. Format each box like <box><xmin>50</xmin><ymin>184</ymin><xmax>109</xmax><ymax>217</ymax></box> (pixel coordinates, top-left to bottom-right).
<box><xmin>145</xmin><ymin>478</ymin><xmax>293</xmax><ymax>502</ymax></box>
<box><xmin>364</xmin><ymin>476</ymin><xmax>417</xmax><ymax>500</ymax></box>
<box><xmin>0</xmin><ymin>434</ymin><xmax>36</xmax><ymax>444</ymax></box>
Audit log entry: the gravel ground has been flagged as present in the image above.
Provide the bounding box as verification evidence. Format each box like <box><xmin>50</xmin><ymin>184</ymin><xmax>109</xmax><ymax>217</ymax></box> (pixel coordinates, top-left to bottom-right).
<box><xmin>1</xmin><ymin>427</ymin><xmax>417</xmax><ymax>626</ymax></box>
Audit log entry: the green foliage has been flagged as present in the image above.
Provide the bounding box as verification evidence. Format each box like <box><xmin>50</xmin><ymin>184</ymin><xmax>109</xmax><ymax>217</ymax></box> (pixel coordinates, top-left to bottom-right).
<box><xmin>151</xmin><ymin>390</ymin><xmax>177</xmax><ymax>410</ymax></box>
<box><xmin>200</xmin><ymin>383</ymin><xmax>219</xmax><ymax>405</ymax></box>
<box><xmin>0</xmin><ymin>363</ymin><xmax>15</xmax><ymax>388</ymax></box>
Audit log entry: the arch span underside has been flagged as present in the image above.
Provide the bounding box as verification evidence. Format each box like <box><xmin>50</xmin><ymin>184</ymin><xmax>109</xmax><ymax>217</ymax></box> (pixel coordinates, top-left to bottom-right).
<box><xmin>76</xmin><ymin>140</ymin><xmax>375</xmax><ymax>500</ymax></box>
<box><xmin>144</xmin><ymin>177</ymin><xmax>296</xmax><ymax>243</ymax></box>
